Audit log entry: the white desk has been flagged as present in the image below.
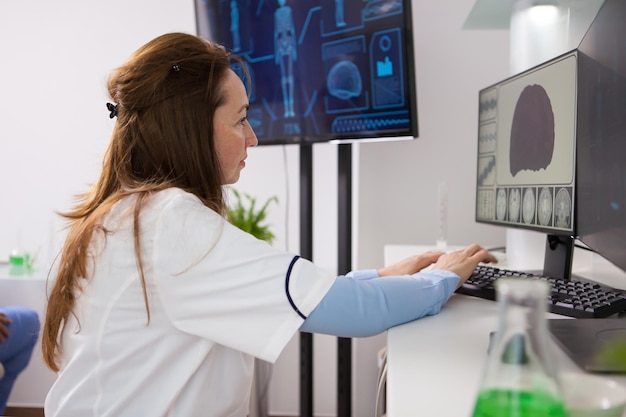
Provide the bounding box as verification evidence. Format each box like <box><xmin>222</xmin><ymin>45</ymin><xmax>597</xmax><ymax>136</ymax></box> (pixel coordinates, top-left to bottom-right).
<box><xmin>387</xmin><ymin>295</ymin><xmax>579</xmax><ymax>416</ymax></box>
<box><xmin>384</xmin><ymin>245</ymin><xmax>626</xmax><ymax>416</ymax></box>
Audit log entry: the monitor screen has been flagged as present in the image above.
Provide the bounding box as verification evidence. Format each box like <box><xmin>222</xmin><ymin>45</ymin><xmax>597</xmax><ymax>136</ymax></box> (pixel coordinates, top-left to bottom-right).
<box><xmin>195</xmin><ymin>0</ymin><xmax>418</xmax><ymax>145</ymax></box>
<box><xmin>475</xmin><ymin>51</ymin><xmax>578</xmax><ymax>236</ymax></box>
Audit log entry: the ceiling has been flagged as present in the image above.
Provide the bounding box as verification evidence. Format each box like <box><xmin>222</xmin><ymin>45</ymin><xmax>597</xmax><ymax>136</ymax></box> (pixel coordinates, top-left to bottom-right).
<box><xmin>463</xmin><ymin>0</ymin><xmax>605</xmax><ymax>30</ymax></box>
<box><xmin>463</xmin><ymin>0</ymin><xmax>520</xmax><ymax>29</ymax></box>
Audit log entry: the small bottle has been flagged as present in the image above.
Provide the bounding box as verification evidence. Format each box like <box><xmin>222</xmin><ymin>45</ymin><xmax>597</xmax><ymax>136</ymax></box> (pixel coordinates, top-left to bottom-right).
<box><xmin>471</xmin><ymin>278</ymin><xmax>568</xmax><ymax>417</ymax></box>
<box><xmin>8</xmin><ymin>248</ymin><xmax>30</xmax><ymax>276</ymax></box>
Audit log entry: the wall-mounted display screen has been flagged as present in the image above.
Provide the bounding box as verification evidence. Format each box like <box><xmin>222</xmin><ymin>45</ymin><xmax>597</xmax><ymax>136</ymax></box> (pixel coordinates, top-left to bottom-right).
<box><xmin>195</xmin><ymin>0</ymin><xmax>418</xmax><ymax>145</ymax></box>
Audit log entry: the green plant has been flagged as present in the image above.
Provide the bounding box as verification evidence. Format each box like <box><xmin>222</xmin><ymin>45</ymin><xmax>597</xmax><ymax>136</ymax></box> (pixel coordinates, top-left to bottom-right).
<box><xmin>226</xmin><ymin>188</ymin><xmax>279</xmax><ymax>243</ymax></box>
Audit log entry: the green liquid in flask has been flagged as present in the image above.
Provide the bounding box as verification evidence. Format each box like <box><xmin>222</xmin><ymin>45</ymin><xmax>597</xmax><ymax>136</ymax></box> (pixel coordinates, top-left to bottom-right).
<box><xmin>472</xmin><ymin>388</ymin><xmax>568</xmax><ymax>417</ymax></box>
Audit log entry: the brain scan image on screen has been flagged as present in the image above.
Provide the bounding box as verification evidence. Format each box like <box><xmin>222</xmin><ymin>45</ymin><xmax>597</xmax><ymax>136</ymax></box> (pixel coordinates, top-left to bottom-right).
<box><xmin>495</xmin><ymin>54</ymin><xmax>576</xmax><ymax>188</ymax></box>
<box><xmin>554</xmin><ymin>187</ymin><xmax>572</xmax><ymax>229</ymax></box>
<box><xmin>496</xmin><ymin>188</ymin><xmax>507</xmax><ymax>221</ymax></box>
<box><xmin>475</xmin><ymin>53</ymin><xmax>576</xmax><ymax>233</ymax></box>
<box><xmin>522</xmin><ymin>187</ymin><xmax>536</xmax><ymax>225</ymax></box>
<box><xmin>508</xmin><ymin>187</ymin><xmax>521</xmax><ymax>223</ymax></box>
<box><xmin>538</xmin><ymin>187</ymin><xmax>553</xmax><ymax>226</ymax></box>
<box><xmin>510</xmin><ymin>84</ymin><xmax>555</xmax><ymax>177</ymax></box>
<box><xmin>327</xmin><ymin>60</ymin><xmax>362</xmax><ymax>100</ymax></box>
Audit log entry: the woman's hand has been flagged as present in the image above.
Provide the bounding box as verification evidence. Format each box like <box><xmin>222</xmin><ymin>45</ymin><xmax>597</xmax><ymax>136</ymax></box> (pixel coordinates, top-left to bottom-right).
<box><xmin>0</xmin><ymin>312</ymin><xmax>11</xmax><ymax>343</ymax></box>
<box><xmin>431</xmin><ymin>244</ymin><xmax>498</xmax><ymax>288</ymax></box>
<box><xmin>378</xmin><ymin>244</ymin><xmax>497</xmax><ymax>289</ymax></box>
<box><xmin>377</xmin><ymin>251</ymin><xmax>446</xmax><ymax>277</ymax></box>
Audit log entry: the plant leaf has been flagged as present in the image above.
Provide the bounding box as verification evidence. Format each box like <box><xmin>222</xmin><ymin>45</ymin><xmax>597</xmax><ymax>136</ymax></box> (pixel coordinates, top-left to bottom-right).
<box><xmin>226</xmin><ymin>187</ymin><xmax>278</xmax><ymax>243</ymax></box>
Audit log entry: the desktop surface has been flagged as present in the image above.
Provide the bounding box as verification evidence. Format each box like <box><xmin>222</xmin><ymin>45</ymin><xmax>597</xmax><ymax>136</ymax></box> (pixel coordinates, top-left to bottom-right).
<box><xmin>385</xmin><ymin>294</ymin><xmax>626</xmax><ymax>417</ymax></box>
<box><xmin>384</xmin><ymin>244</ymin><xmax>626</xmax><ymax>416</ymax></box>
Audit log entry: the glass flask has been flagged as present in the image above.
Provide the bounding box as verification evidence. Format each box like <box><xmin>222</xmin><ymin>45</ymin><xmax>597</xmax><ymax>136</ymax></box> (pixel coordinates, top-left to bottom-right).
<box><xmin>471</xmin><ymin>278</ymin><xmax>568</xmax><ymax>417</ymax></box>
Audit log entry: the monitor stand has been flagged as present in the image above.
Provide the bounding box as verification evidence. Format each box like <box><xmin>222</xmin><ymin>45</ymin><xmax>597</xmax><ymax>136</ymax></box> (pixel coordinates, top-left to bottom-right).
<box><xmin>543</xmin><ymin>234</ymin><xmax>575</xmax><ymax>280</ymax></box>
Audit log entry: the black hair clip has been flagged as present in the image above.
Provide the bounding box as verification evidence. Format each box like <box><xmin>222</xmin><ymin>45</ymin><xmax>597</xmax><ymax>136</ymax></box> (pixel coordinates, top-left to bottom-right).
<box><xmin>172</xmin><ymin>64</ymin><xmax>181</xmax><ymax>72</ymax></box>
<box><xmin>106</xmin><ymin>102</ymin><xmax>119</xmax><ymax>119</ymax></box>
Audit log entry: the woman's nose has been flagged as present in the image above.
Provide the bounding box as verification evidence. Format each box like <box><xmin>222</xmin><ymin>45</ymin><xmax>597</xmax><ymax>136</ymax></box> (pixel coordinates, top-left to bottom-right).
<box><xmin>247</xmin><ymin>124</ymin><xmax>258</xmax><ymax>147</ymax></box>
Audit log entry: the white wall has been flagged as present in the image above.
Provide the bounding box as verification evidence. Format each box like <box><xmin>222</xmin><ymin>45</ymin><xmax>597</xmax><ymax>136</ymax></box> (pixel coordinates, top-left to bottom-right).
<box><xmin>0</xmin><ymin>0</ymin><xmax>197</xmax><ymax>409</ymax></box>
<box><xmin>0</xmin><ymin>1</ymin><xmax>198</xmax><ymax>267</ymax></box>
<box><xmin>0</xmin><ymin>0</ymin><xmax>510</xmax><ymax>416</ymax></box>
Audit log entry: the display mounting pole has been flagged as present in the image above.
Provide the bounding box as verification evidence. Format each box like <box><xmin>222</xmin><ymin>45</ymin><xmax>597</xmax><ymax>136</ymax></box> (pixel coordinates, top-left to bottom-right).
<box><xmin>299</xmin><ymin>142</ymin><xmax>353</xmax><ymax>417</ymax></box>
<box><xmin>337</xmin><ymin>143</ymin><xmax>352</xmax><ymax>417</ymax></box>
<box><xmin>299</xmin><ymin>143</ymin><xmax>314</xmax><ymax>417</ymax></box>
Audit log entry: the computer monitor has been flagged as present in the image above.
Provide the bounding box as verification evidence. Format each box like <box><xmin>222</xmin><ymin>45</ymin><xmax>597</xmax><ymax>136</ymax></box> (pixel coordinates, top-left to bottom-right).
<box><xmin>475</xmin><ymin>51</ymin><xmax>578</xmax><ymax>279</ymax></box>
<box><xmin>476</xmin><ymin>0</ymin><xmax>626</xmax><ymax>284</ymax></box>
<box><xmin>194</xmin><ymin>0</ymin><xmax>418</xmax><ymax>145</ymax></box>
<box><xmin>475</xmin><ymin>0</ymin><xmax>626</xmax><ymax>373</ymax></box>
<box><xmin>575</xmin><ymin>0</ymin><xmax>626</xmax><ymax>277</ymax></box>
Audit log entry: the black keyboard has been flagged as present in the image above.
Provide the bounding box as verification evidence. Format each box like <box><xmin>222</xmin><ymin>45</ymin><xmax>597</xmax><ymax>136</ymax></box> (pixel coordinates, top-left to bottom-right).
<box><xmin>457</xmin><ymin>265</ymin><xmax>626</xmax><ymax>318</ymax></box>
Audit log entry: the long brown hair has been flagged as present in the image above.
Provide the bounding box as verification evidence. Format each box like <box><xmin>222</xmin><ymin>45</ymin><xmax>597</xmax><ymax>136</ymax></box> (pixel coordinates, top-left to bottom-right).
<box><xmin>42</xmin><ymin>33</ymin><xmax>243</xmax><ymax>372</ymax></box>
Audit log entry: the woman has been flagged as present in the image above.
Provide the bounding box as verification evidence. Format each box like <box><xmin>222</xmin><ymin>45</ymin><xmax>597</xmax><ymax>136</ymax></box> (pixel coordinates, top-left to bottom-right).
<box><xmin>42</xmin><ymin>32</ymin><xmax>496</xmax><ymax>416</ymax></box>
